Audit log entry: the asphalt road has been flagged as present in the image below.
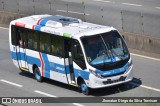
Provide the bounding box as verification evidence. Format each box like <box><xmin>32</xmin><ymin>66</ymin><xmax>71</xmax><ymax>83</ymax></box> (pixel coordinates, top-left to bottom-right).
<box><xmin>0</xmin><ymin>26</ymin><xmax>160</xmax><ymax>106</ymax></box>
<box><xmin>2</xmin><ymin>0</ymin><xmax>160</xmax><ymax>36</ymax></box>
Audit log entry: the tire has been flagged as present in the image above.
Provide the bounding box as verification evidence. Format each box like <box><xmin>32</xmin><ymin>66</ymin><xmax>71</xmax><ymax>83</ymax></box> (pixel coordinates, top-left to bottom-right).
<box><xmin>80</xmin><ymin>81</ymin><xmax>90</xmax><ymax>95</ymax></box>
<box><xmin>34</xmin><ymin>67</ymin><xmax>43</xmax><ymax>82</ymax></box>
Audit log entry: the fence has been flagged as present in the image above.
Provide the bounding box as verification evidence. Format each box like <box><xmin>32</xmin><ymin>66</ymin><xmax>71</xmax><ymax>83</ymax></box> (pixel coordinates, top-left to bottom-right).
<box><xmin>0</xmin><ymin>0</ymin><xmax>160</xmax><ymax>55</ymax></box>
<box><xmin>0</xmin><ymin>0</ymin><xmax>160</xmax><ymax>38</ymax></box>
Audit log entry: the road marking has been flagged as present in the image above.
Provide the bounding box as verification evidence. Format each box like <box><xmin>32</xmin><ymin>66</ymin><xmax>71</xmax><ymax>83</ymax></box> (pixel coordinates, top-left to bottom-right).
<box><xmin>155</xmin><ymin>7</ymin><xmax>160</xmax><ymax>9</ymax></box>
<box><xmin>130</xmin><ymin>82</ymin><xmax>160</xmax><ymax>93</ymax></box>
<box><xmin>93</xmin><ymin>0</ymin><xmax>112</xmax><ymax>3</ymax></box>
<box><xmin>72</xmin><ymin>103</ymin><xmax>85</xmax><ymax>106</ymax></box>
<box><xmin>0</xmin><ymin>27</ymin><xmax>9</xmax><ymax>30</ymax></box>
<box><xmin>122</xmin><ymin>3</ymin><xmax>142</xmax><ymax>7</ymax></box>
<box><xmin>131</xmin><ymin>53</ymin><xmax>160</xmax><ymax>61</ymax></box>
<box><xmin>68</xmin><ymin>11</ymin><xmax>84</xmax><ymax>15</ymax></box>
<box><xmin>34</xmin><ymin>90</ymin><xmax>57</xmax><ymax>97</ymax></box>
<box><xmin>56</xmin><ymin>9</ymin><xmax>67</xmax><ymax>12</ymax></box>
<box><xmin>0</xmin><ymin>79</ymin><xmax>23</xmax><ymax>87</ymax></box>
<box><xmin>68</xmin><ymin>11</ymin><xmax>90</xmax><ymax>16</ymax></box>
<box><xmin>56</xmin><ymin>10</ymin><xmax>90</xmax><ymax>16</ymax></box>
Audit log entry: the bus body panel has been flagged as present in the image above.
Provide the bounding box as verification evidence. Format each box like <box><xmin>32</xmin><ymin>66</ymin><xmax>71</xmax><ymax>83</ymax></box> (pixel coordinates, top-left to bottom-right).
<box><xmin>9</xmin><ymin>14</ymin><xmax>133</xmax><ymax>90</ymax></box>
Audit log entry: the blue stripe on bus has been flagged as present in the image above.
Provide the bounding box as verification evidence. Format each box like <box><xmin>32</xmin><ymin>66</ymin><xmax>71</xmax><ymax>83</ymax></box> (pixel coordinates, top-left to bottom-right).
<box><xmin>91</xmin><ymin>59</ymin><xmax>112</xmax><ymax>65</ymax></box>
<box><xmin>39</xmin><ymin>19</ymin><xmax>48</xmax><ymax>26</ymax></box>
<box><xmin>11</xmin><ymin>51</ymin><xmax>90</xmax><ymax>80</ymax></box>
<box><xmin>41</xmin><ymin>53</ymin><xmax>50</xmax><ymax>78</ymax></box>
<box><xmin>11</xmin><ymin>51</ymin><xmax>128</xmax><ymax>79</ymax></box>
<box><xmin>95</xmin><ymin>62</ymin><xmax>128</xmax><ymax>77</ymax></box>
<box><xmin>65</xmin><ymin>65</ymin><xmax>71</xmax><ymax>74</ymax></box>
<box><xmin>91</xmin><ymin>57</ymin><xmax>118</xmax><ymax>65</ymax></box>
<box><xmin>35</xmin><ymin>25</ymin><xmax>42</xmax><ymax>31</ymax></box>
<box><xmin>74</xmin><ymin>69</ymin><xmax>90</xmax><ymax>80</ymax></box>
<box><xmin>11</xmin><ymin>51</ymin><xmax>41</xmax><ymax>67</ymax></box>
<box><xmin>27</xmin><ymin>56</ymin><xmax>41</xmax><ymax>66</ymax></box>
<box><xmin>49</xmin><ymin>62</ymin><xmax>68</xmax><ymax>75</ymax></box>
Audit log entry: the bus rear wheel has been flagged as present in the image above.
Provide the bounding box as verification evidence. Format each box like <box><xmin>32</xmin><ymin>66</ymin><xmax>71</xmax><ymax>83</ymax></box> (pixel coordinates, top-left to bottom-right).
<box><xmin>80</xmin><ymin>81</ymin><xmax>90</xmax><ymax>95</ymax></box>
<box><xmin>34</xmin><ymin>67</ymin><xmax>43</xmax><ymax>82</ymax></box>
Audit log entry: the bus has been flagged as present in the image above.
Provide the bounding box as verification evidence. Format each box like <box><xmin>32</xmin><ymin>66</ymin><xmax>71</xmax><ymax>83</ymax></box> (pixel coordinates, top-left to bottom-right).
<box><xmin>9</xmin><ymin>14</ymin><xmax>133</xmax><ymax>95</ymax></box>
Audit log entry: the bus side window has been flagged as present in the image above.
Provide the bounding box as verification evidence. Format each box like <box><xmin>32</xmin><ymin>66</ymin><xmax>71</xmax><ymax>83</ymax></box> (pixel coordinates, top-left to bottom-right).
<box><xmin>72</xmin><ymin>40</ymin><xmax>86</xmax><ymax>69</ymax></box>
<box><xmin>51</xmin><ymin>35</ymin><xmax>63</xmax><ymax>57</ymax></box>
<box><xmin>27</xmin><ymin>30</ymin><xmax>38</xmax><ymax>50</ymax></box>
<box><xmin>11</xmin><ymin>26</ymin><xmax>26</xmax><ymax>47</ymax></box>
<box><xmin>11</xmin><ymin>25</ymin><xmax>17</xmax><ymax>45</ymax></box>
<box><xmin>40</xmin><ymin>32</ymin><xmax>51</xmax><ymax>53</ymax></box>
<box><xmin>17</xmin><ymin>29</ymin><xmax>27</xmax><ymax>48</ymax></box>
<box><xmin>11</xmin><ymin>25</ymin><xmax>25</xmax><ymax>47</ymax></box>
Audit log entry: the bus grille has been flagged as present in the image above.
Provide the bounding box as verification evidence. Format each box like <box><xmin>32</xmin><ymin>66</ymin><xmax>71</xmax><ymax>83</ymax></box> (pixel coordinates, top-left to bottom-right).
<box><xmin>103</xmin><ymin>76</ymin><xmax>126</xmax><ymax>85</ymax></box>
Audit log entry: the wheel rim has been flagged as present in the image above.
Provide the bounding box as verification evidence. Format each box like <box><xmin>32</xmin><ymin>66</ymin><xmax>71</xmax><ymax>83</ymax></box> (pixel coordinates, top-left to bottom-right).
<box><xmin>81</xmin><ymin>83</ymin><xmax>87</xmax><ymax>93</ymax></box>
<box><xmin>35</xmin><ymin>69</ymin><xmax>41</xmax><ymax>80</ymax></box>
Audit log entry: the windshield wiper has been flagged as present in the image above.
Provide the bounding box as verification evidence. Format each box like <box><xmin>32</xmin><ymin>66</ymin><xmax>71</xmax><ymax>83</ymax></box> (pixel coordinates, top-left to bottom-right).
<box><xmin>100</xmin><ymin>35</ymin><xmax>112</xmax><ymax>59</ymax></box>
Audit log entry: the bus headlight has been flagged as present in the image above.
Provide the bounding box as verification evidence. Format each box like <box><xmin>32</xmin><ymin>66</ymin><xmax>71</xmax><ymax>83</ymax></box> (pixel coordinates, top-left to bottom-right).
<box><xmin>125</xmin><ymin>58</ymin><xmax>133</xmax><ymax>74</ymax></box>
<box><xmin>89</xmin><ymin>69</ymin><xmax>103</xmax><ymax>78</ymax></box>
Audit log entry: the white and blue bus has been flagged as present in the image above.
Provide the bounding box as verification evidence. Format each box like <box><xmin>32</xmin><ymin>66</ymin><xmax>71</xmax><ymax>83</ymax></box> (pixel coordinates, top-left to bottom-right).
<box><xmin>9</xmin><ymin>14</ymin><xmax>133</xmax><ymax>95</ymax></box>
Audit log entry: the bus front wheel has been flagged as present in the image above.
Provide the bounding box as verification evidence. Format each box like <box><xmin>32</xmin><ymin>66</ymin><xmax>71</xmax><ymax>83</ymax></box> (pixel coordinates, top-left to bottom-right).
<box><xmin>80</xmin><ymin>81</ymin><xmax>90</xmax><ymax>95</ymax></box>
<box><xmin>34</xmin><ymin>67</ymin><xmax>43</xmax><ymax>82</ymax></box>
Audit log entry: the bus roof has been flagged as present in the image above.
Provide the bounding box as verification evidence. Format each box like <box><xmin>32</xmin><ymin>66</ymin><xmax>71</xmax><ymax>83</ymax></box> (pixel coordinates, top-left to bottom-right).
<box><xmin>10</xmin><ymin>14</ymin><xmax>115</xmax><ymax>39</ymax></box>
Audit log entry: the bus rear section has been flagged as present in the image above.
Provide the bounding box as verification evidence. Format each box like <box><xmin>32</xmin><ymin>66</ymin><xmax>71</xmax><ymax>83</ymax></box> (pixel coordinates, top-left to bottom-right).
<box><xmin>9</xmin><ymin>14</ymin><xmax>133</xmax><ymax>95</ymax></box>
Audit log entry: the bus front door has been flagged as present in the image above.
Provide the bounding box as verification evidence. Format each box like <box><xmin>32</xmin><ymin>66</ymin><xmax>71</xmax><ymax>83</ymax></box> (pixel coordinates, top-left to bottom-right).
<box><xmin>64</xmin><ymin>39</ymin><xmax>76</xmax><ymax>85</ymax></box>
<box><xmin>64</xmin><ymin>39</ymin><xmax>86</xmax><ymax>86</ymax></box>
<box><xmin>16</xmin><ymin>29</ymin><xmax>28</xmax><ymax>71</ymax></box>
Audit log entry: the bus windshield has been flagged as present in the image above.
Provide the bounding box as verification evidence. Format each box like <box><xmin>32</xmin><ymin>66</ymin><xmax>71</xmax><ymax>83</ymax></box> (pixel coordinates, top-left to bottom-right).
<box><xmin>81</xmin><ymin>30</ymin><xmax>130</xmax><ymax>70</ymax></box>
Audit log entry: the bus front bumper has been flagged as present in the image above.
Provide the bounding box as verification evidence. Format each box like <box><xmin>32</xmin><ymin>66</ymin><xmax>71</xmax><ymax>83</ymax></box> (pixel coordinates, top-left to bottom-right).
<box><xmin>86</xmin><ymin>65</ymin><xmax>133</xmax><ymax>89</ymax></box>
